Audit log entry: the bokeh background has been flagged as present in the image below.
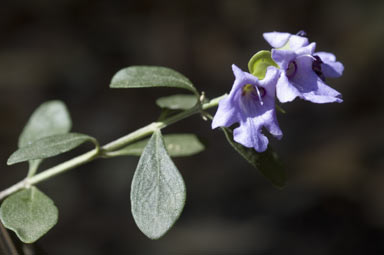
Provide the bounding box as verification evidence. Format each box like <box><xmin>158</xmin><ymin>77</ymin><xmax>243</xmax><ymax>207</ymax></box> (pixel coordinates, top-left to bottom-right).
<box><xmin>1</xmin><ymin>0</ymin><xmax>383</xmax><ymax>254</ymax></box>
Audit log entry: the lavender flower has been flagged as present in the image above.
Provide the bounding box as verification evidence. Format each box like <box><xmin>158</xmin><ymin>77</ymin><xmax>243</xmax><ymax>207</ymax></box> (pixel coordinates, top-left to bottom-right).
<box><xmin>263</xmin><ymin>31</ymin><xmax>343</xmax><ymax>104</ymax></box>
<box><xmin>212</xmin><ymin>65</ymin><xmax>282</xmax><ymax>152</ymax></box>
<box><xmin>263</xmin><ymin>31</ymin><xmax>309</xmax><ymax>51</ymax></box>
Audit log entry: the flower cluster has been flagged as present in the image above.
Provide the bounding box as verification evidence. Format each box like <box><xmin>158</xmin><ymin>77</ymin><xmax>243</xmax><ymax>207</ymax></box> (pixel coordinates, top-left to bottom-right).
<box><xmin>212</xmin><ymin>31</ymin><xmax>344</xmax><ymax>152</ymax></box>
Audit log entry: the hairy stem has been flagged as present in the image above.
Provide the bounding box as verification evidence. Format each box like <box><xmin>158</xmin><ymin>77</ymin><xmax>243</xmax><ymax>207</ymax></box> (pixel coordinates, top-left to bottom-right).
<box><xmin>0</xmin><ymin>94</ymin><xmax>226</xmax><ymax>201</ymax></box>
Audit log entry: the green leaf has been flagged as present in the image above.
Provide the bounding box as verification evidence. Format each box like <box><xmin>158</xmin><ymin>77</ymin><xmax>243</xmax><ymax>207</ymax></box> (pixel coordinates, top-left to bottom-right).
<box><xmin>110</xmin><ymin>66</ymin><xmax>198</xmax><ymax>95</ymax></box>
<box><xmin>8</xmin><ymin>133</ymin><xmax>97</xmax><ymax>165</ymax></box>
<box><xmin>0</xmin><ymin>187</ymin><xmax>58</xmax><ymax>243</ymax></box>
<box><xmin>111</xmin><ymin>134</ymin><xmax>205</xmax><ymax>157</ymax></box>
<box><xmin>156</xmin><ymin>94</ymin><xmax>198</xmax><ymax>110</ymax></box>
<box><xmin>17</xmin><ymin>100</ymin><xmax>72</xmax><ymax>175</ymax></box>
<box><xmin>131</xmin><ymin>130</ymin><xmax>186</xmax><ymax>239</ymax></box>
<box><xmin>221</xmin><ymin>127</ymin><xmax>286</xmax><ymax>188</ymax></box>
<box><xmin>248</xmin><ymin>50</ymin><xmax>279</xmax><ymax>80</ymax></box>
<box><xmin>18</xmin><ymin>100</ymin><xmax>72</xmax><ymax>148</ymax></box>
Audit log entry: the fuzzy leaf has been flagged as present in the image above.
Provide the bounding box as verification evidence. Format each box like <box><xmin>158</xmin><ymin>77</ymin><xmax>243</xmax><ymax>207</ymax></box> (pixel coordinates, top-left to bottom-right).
<box><xmin>156</xmin><ymin>94</ymin><xmax>198</xmax><ymax>110</ymax></box>
<box><xmin>248</xmin><ymin>50</ymin><xmax>279</xmax><ymax>80</ymax></box>
<box><xmin>17</xmin><ymin>100</ymin><xmax>72</xmax><ymax>174</ymax></box>
<box><xmin>0</xmin><ymin>187</ymin><xmax>58</xmax><ymax>243</ymax></box>
<box><xmin>110</xmin><ymin>66</ymin><xmax>198</xmax><ymax>95</ymax></box>
<box><xmin>131</xmin><ymin>130</ymin><xmax>186</xmax><ymax>239</ymax></box>
<box><xmin>8</xmin><ymin>133</ymin><xmax>97</xmax><ymax>165</ymax></box>
<box><xmin>112</xmin><ymin>134</ymin><xmax>204</xmax><ymax>157</ymax></box>
<box><xmin>18</xmin><ymin>101</ymin><xmax>72</xmax><ymax>148</ymax></box>
<box><xmin>222</xmin><ymin>127</ymin><xmax>286</xmax><ymax>188</ymax></box>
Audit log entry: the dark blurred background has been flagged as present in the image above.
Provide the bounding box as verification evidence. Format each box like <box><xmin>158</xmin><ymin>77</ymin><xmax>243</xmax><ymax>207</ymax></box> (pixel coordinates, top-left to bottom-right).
<box><xmin>1</xmin><ymin>0</ymin><xmax>383</xmax><ymax>254</ymax></box>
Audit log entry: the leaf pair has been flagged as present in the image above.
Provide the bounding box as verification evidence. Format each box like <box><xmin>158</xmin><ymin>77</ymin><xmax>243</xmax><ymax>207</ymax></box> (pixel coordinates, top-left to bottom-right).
<box><xmin>2</xmin><ymin>101</ymin><xmax>98</xmax><ymax>243</ymax></box>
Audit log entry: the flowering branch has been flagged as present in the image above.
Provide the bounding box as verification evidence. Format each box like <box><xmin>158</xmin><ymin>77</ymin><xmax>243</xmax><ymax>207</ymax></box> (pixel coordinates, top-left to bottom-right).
<box><xmin>0</xmin><ymin>31</ymin><xmax>343</xmax><ymax>244</ymax></box>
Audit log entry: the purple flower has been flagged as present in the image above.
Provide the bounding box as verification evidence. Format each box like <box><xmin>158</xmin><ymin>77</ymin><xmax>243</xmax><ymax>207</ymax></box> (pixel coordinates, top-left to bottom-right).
<box><xmin>212</xmin><ymin>64</ymin><xmax>282</xmax><ymax>152</ymax></box>
<box><xmin>263</xmin><ymin>31</ymin><xmax>343</xmax><ymax>104</ymax></box>
<box><xmin>263</xmin><ymin>31</ymin><xmax>309</xmax><ymax>51</ymax></box>
<box><xmin>313</xmin><ymin>51</ymin><xmax>344</xmax><ymax>79</ymax></box>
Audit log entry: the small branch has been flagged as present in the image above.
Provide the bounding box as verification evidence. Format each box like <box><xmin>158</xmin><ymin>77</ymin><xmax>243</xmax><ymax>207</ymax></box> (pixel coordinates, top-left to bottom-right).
<box><xmin>0</xmin><ymin>94</ymin><xmax>226</xmax><ymax>201</ymax></box>
<box><xmin>0</xmin><ymin>149</ymin><xmax>98</xmax><ymax>201</ymax></box>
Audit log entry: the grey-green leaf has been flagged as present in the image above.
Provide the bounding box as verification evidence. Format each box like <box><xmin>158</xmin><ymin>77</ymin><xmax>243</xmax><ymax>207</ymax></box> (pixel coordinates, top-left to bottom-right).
<box><xmin>110</xmin><ymin>66</ymin><xmax>198</xmax><ymax>95</ymax></box>
<box><xmin>222</xmin><ymin>127</ymin><xmax>286</xmax><ymax>188</ymax></box>
<box><xmin>8</xmin><ymin>133</ymin><xmax>97</xmax><ymax>165</ymax></box>
<box><xmin>156</xmin><ymin>94</ymin><xmax>198</xmax><ymax>110</ymax></box>
<box><xmin>18</xmin><ymin>100</ymin><xmax>72</xmax><ymax>148</ymax></box>
<box><xmin>131</xmin><ymin>130</ymin><xmax>186</xmax><ymax>239</ymax></box>
<box><xmin>112</xmin><ymin>134</ymin><xmax>205</xmax><ymax>157</ymax></box>
<box><xmin>0</xmin><ymin>187</ymin><xmax>58</xmax><ymax>243</ymax></box>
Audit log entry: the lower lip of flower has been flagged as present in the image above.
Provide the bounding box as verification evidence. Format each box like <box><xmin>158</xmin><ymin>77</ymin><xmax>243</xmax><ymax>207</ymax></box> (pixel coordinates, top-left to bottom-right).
<box><xmin>286</xmin><ymin>61</ymin><xmax>297</xmax><ymax>78</ymax></box>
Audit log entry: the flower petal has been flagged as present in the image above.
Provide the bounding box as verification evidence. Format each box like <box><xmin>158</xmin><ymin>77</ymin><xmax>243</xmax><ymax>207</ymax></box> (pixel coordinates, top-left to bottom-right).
<box><xmin>314</xmin><ymin>51</ymin><xmax>336</xmax><ymax>62</ymax></box>
<box><xmin>262</xmin><ymin>109</ymin><xmax>283</xmax><ymax>139</ymax></box>
<box><xmin>315</xmin><ymin>52</ymin><xmax>344</xmax><ymax>78</ymax></box>
<box><xmin>230</xmin><ymin>64</ymin><xmax>260</xmax><ymax>94</ymax></box>
<box><xmin>287</xmin><ymin>35</ymin><xmax>309</xmax><ymax>51</ymax></box>
<box><xmin>271</xmin><ymin>49</ymin><xmax>296</xmax><ymax>69</ymax></box>
<box><xmin>301</xmin><ymin>80</ymin><xmax>343</xmax><ymax>103</ymax></box>
<box><xmin>295</xmin><ymin>42</ymin><xmax>316</xmax><ymax>56</ymax></box>
<box><xmin>276</xmin><ymin>73</ymin><xmax>301</xmax><ymax>103</ymax></box>
<box><xmin>263</xmin><ymin>32</ymin><xmax>291</xmax><ymax>48</ymax></box>
<box><xmin>211</xmin><ymin>95</ymin><xmax>239</xmax><ymax>129</ymax></box>
<box><xmin>234</xmin><ymin>96</ymin><xmax>281</xmax><ymax>152</ymax></box>
<box><xmin>291</xmin><ymin>55</ymin><xmax>343</xmax><ymax>103</ymax></box>
<box><xmin>213</xmin><ymin>65</ymin><xmax>263</xmax><ymax>129</ymax></box>
<box><xmin>234</xmin><ymin>118</ymin><xmax>269</xmax><ymax>152</ymax></box>
<box><xmin>259</xmin><ymin>66</ymin><xmax>280</xmax><ymax>93</ymax></box>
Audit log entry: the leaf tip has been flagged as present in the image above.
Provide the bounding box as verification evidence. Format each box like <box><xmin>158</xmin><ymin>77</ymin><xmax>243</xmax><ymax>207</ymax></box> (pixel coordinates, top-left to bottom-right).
<box><xmin>6</xmin><ymin>155</ymin><xmax>16</xmax><ymax>166</ymax></box>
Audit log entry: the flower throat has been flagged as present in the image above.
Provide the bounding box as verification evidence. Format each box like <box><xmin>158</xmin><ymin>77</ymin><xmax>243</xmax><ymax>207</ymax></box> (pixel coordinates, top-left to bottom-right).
<box><xmin>242</xmin><ymin>84</ymin><xmax>266</xmax><ymax>105</ymax></box>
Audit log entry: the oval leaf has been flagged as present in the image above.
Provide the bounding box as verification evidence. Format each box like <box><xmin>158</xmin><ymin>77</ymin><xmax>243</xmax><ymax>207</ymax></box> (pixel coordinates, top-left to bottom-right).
<box><xmin>131</xmin><ymin>130</ymin><xmax>186</xmax><ymax>239</ymax></box>
<box><xmin>248</xmin><ymin>50</ymin><xmax>279</xmax><ymax>80</ymax></box>
<box><xmin>8</xmin><ymin>133</ymin><xmax>97</xmax><ymax>165</ymax></box>
<box><xmin>111</xmin><ymin>134</ymin><xmax>204</xmax><ymax>157</ymax></box>
<box><xmin>221</xmin><ymin>127</ymin><xmax>286</xmax><ymax>188</ymax></box>
<box><xmin>156</xmin><ymin>94</ymin><xmax>198</xmax><ymax>110</ymax></box>
<box><xmin>18</xmin><ymin>100</ymin><xmax>72</xmax><ymax>148</ymax></box>
<box><xmin>110</xmin><ymin>66</ymin><xmax>198</xmax><ymax>95</ymax></box>
<box><xmin>0</xmin><ymin>187</ymin><xmax>58</xmax><ymax>243</ymax></box>
<box><xmin>17</xmin><ymin>100</ymin><xmax>72</xmax><ymax>175</ymax></box>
